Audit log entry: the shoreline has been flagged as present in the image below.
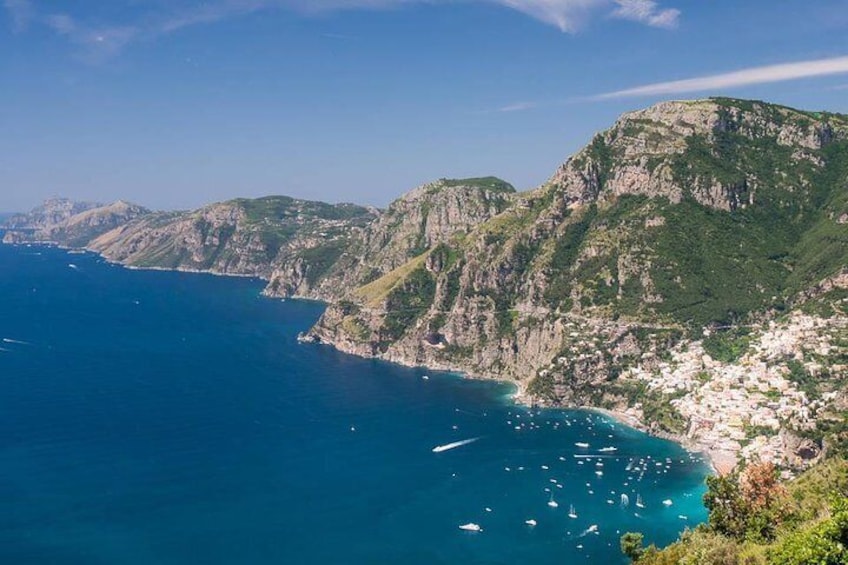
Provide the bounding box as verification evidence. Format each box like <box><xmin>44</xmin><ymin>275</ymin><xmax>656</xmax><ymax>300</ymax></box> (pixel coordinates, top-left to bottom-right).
<box><xmin>7</xmin><ymin>240</ymin><xmax>719</xmax><ymax>475</ymax></box>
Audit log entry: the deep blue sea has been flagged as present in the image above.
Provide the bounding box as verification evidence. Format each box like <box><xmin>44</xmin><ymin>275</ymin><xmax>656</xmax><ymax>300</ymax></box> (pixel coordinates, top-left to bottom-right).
<box><xmin>0</xmin><ymin>244</ymin><xmax>709</xmax><ymax>564</ymax></box>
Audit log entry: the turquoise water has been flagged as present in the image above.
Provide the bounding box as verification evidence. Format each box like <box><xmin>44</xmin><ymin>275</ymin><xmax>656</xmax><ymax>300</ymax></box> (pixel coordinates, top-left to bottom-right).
<box><xmin>0</xmin><ymin>244</ymin><xmax>709</xmax><ymax>564</ymax></box>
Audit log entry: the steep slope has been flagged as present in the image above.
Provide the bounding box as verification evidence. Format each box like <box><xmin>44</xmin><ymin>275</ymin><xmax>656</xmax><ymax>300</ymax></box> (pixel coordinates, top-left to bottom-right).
<box><xmin>3</xmin><ymin>199</ymin><xmax>149</xmax><ymax>245</ymax></box>
<box><xmin>304</xmin><ymin>98</ymin><xmax>848</xmax><ymax>469</ymax></box>
<box><xmin>89</xmin><ymin>196</ymin><xmax>378</xmax><ymax>278</ymax></box>
<box><xmin>5</xmin><ymin>97</ymin><xmax>846</xmax><ymax>471</ymax></box>
<box><xmin>265</xmin><ymin>176</ymin><xmax>516</xmax><ymax>298</ymax></box>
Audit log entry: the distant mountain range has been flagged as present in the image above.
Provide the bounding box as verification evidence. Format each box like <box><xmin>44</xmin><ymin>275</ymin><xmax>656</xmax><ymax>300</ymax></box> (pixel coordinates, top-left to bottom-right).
<box><xmin>5</xmin><ymin>97</ymin><xmax>847</xmax><ymax>474</ymax></box>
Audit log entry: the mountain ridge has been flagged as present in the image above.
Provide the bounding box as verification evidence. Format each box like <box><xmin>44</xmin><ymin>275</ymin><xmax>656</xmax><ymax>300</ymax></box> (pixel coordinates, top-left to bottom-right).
<box><xmin>4</xmin><ymin>97</ymin><xmax>847</xmax><ymax>474</ymax></box>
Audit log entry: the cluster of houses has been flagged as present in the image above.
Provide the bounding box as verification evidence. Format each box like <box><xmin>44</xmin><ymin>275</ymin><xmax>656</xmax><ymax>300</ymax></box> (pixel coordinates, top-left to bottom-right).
<box><xmin>629</xmin><ymin>311</ymin><xmax>845</xmax><ymax>470</ymax></box>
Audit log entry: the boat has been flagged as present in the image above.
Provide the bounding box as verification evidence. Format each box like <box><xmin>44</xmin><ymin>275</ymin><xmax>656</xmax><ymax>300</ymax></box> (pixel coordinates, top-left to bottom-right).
<box><xmin>598</xmin><ymin>446</ymin><xmax>618</xmax><ymax>452</ymax></box>
<box><xmin>568</xmin><ymin>504</ymin><xmax>577</xmax><ymax>519</ymax></box>
<box><xmin>587</xmin><ymin>525</ymin><xmax>599</xmax><ymax>534</ymax></box>
<box><xmin>432</xmin><ymin>437</ymin><xmax>480</xmax><ymax>453</ymax></box>
<box><xmin>525</xmin><ymin>519</ymin><xmax>537</xmax><ymax>526</ymax></box>
<box><xmin>459</xmin><ymin>523</ymin><xmax>482</xmax><ymax>532</ymax></box>
<box><xmin>574</xmin><ymin>442</ymin><xmax>590</xmax><ymax>448</ymax></box>
<box><xmin>621</xmin><ymin>494</ymin><xmax>630</xmax><ymax>507</ymax></box>
<box><xmin>595</xmin><ymin>470</ymin><xmax>603</xmax><ymax>476</ymax></box>
<box><xmin>663</xmin><ymin>499</ymin><xmax>673</xmax><ymax>506</ymax></box>
<box><xmin>636</xmin><ymin>494</ymin><xmax>645</xmax><ymax>508</ymax></box>
<box><xmin>547</xmin><ymin>493</ymin><xmax>559</xmax><ymax>508</ymax></box>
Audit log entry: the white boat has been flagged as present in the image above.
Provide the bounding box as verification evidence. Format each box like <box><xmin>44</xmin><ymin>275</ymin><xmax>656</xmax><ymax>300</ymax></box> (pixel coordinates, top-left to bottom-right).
<box><xmin>621</xmin><ymin>494</ymin><xmax>630</xmax><ymax>507</ymax></box>
<box><xmin>587</xmin><ymin>524</ymin><xmax>599</xmax><ymax>534</ymax></box>
<box><xmin>459</xmin><ymin>523</ymin><xmax>482</xmax><ymax>532</ymax></box>
<box><xmin>595</xmin><ymin>470</ymin><xmax>604</xmax><ymax>476</ymax></box>
<box><xmin>547</xmin><ymin>493</ymin><xmax>559</xmax><ymax>508</ymax></box>
<box><xmin>663</xmin><ymin>499</ymin><xmax>673</xmax><ymax>506</ymax></box>
<box><xmin>432</xmin><ymin>437</ymin><xmax>480</xmax><ymax>453</ymax></box>
<box><xmin>525</xmin><ymin>519</ymin><xmax>537</xmax><ymax>526</ymax></box>
<box><xmin>568</xmin><ymin>504</ymin><xmax>577</xmax><ymax>519</ymax></box>
<box><xmin>598</xmin><ymin>446</ymin><xmax>618</xmax><ymax>452</ymax></box>
<box><xmin>575</xmin><ymin>442</ymin><xmax>590</xmax><ymax>448</ymax></box>
<box><xmin>636</xmin><ymin>494</ymin><xmax>645</xmax><ymax>508</ymax></box>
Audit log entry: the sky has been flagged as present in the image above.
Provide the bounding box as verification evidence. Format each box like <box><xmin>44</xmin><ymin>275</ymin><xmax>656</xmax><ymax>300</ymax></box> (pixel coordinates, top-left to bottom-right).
<box><xmin>1</xmin><ymin>0</ymin><xmax>848</xmax><ymax>212</ymax></box>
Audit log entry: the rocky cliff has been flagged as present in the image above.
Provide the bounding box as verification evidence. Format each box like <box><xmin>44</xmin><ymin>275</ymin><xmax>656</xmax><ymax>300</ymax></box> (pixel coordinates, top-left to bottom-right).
<box><xmin>5</xmin><ymin>97</ymin><xmax>847</xmax><ymax>471</ymax></box>
<box><xmin>302</xmin><ymin>98</ymin><xmax>848</xmax><ymax>470</ymax></box>
<box><xmin>2</xmin><ymin>198</ymin><xmax>148</xmax><ymax>246</ymax></box>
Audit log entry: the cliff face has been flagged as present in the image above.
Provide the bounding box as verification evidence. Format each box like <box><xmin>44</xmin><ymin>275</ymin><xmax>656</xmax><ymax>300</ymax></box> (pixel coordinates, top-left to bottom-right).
<box><xmin>309</xmin><ymin>98</ymin><xmax>848</xmax><ymax>374</ymax></box>
<box><xmin>3</xmin><ymin>199</ymin><xmax>149</xmax><ymax>246</ymax></box>
<box><xmin>265</xmin><ymin>176</ymin><xmax>516</xmax><ymax>299</ymax></box>
<box><xmin>88</xmin><ymin>197</ymin><xmax>378</xmax><ymax>278</ymax></box>
<box><xmin>5</xmin><ymin>97</ymin><xmax>847</xmax><ymax>470</ymax></box>
<box><xmin>302</xmin><ymin>98</ymin><xmax>848</xmax><ymax>469</ymax></box>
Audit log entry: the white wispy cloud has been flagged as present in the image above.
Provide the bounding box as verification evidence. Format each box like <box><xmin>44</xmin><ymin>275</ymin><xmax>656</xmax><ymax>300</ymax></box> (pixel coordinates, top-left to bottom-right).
<box><xmin>498</xmin><ymin>101</ymin><xmax>538</xmax><ymax>112</ymax></box>
<box><xmin>2</xmin><ymin>0</ymin><xmax>682</xmax><ymax>61</ymax></box>
<box><xmin>594</xmin><ymin>55</ymin><xmax>848</xmax><ymax>99</ymax></box>
<box><xmin>494</xmin><ymin>0</ymin><xmax>606</xmax><ymax>33</ymax></box>
<box><xmin>611</xmin><ymin>0</ymin><xmax>679</xmax><ymax>29</ymax></box>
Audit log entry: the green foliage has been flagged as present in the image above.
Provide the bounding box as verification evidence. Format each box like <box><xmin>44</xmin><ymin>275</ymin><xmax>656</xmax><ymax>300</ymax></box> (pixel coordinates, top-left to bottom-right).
<box><xmin>702</xmin><ymin>327</ymin><xmax>752</xmax><ymax>363</ymax></box>
<box><xmin>621</xmin><ymin>532</ymin><xmax>645</xmax><ymax>561</ymax></box>
<box><xmin>235</xmin><ymin>196</ymin><xmax>373</xmax><ymax>223</ymax></box>
<box><xmin>526</xmin><ymin>372</ymin><xmax>559</xmax><ymax>403</ymax></box>
<box><xmin>769</xmin><ymin>498</ymin><xmax>848</xmax><ymax>565</ymax></box>
<box><xmin>633</xmin><ymin>460</ymin><xmax>848</xmax><ymax>565</ymax></box>
<box><xmin>641</xmin><ymin>390</ymin><xmax>687</xmax><ymax>434</ymax></box>
<box><xmin>438</xmin><ymin>176</ymin><xmax>516</xmax><ymax>193</ymax></box>
<box><xmin>380</xmin><ymin>266</ymin><xmax>436</xmax><ymax>347</ymax></box>
<box><xmin>784</xmin><ymin>359</ymin><xmax>820</xmax><ymax>400</ymax></box>
<box><xmin>545</xmin><ymin>204</ymin><xmax>598</xmax><ymax>307</ymax></box>
<box><xmin>297</xmin><ymin>242</ymin><xmax>346</xmax><ymax>286</ymax></box>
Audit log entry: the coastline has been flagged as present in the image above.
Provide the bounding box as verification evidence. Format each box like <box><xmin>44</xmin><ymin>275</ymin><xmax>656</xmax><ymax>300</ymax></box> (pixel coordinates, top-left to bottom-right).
<box><xmin>584</xmin><ymin>407</ymin><xmax>731</xmax><ymax>476</ymax></box>
<box><xmin>5</xmin><ymin>240</ymin><xmax>717</xmax><ymax>475</ymax></box>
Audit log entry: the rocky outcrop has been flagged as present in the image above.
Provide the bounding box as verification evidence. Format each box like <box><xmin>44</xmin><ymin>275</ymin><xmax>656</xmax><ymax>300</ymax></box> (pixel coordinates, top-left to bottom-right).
<box><xmin>6</xmin><ymin>97</ymin><xmax>848</xmax><ymax>472</ymax></box>
<box><xmin>3</xmin><ymin>199</ymin><xmax>149</xmax><ymax>246</ymax></box>
<box><xmin>88</xmin><ymin>197</ymin><xmax>377</xmax><ymax>279</ymax></box>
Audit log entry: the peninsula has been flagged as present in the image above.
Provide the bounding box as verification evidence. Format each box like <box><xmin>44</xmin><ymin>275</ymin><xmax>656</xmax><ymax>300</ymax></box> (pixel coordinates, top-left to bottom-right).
<box><xmin>6</xmin><ymin>97</ymin><xmax>847</xmax><ymax>476</ymax></box>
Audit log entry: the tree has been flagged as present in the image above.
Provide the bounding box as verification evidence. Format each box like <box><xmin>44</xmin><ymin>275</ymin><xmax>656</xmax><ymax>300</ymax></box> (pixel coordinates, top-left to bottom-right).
<box><xmin>704</xmin><ymin>473</ymin><xmax>748</xmax><ymax>537</ymax></box>
<box><xmin>621</xmin><ymin>532</ymin><xmax>645</xmax><ymax>562</ymax></box>
<box><xmin>769</xmin><ymin>497</ymin><xmax>848</xmax><ymax>565</ymax></box>
<box><xmin>703</xmin><ymin>463</ymin><xmax>789</xmax><ymax>542</ymax></box>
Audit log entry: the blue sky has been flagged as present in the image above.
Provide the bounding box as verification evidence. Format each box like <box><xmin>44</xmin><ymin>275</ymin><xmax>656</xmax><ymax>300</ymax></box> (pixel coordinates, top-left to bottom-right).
<box><xmin>2</xmin><ymin>0</ymin><xmax>848</xmax><ymax>211</ymax></box>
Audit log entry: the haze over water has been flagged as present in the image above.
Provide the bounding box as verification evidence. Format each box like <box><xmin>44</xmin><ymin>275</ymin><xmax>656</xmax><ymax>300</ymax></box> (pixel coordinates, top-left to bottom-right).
<box><xmin>0</xmin><ymin>244</ymin><xmax>709</xmax><ymax>564</ymax></box>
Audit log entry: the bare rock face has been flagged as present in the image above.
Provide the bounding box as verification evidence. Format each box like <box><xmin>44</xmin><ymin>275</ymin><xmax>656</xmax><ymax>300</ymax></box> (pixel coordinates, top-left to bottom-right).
<box><xmin>6</xmin><ymin>97</ymin><xmax>848</xmax><ymax>473</ymax></box>
<box><xmin>90</xmin><ymin>197</ymin><xmax>377</xmax><ymax>279</ymax></box>
<box><xmin>3</xmin><ymin>199</ymin><xmax>149</xmax><ymax>246</ymax></box>
<box><xmin>265</xmin><ymin>177</ymin><xmax>516</xmax><ymax>299</ymax></box>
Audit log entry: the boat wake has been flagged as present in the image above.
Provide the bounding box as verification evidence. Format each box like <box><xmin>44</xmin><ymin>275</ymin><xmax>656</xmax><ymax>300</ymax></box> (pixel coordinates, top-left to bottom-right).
<box><xmin>432</xmin><ymin>437</ymin><xmax>480</xmax><ymax>453</ymax></box>
<box><xmin>3</xmin><ymin>338</ymin><xmax>30</xmax><ymax>345</ymax></box>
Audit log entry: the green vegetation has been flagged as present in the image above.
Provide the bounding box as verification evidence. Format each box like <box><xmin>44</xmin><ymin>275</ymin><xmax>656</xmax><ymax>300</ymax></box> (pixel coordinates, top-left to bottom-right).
<box><xmin>437</xmin><ymin>176</ymin><xmax>516</xmax><ymax>193</ymax></box>
<box><xmin>235</xmin><ymin>195</ymin><xmax>374</xmax><ymax>223</ymax></box>
<box><xmin>702</xmin><ymin>327</ymin><xmax>752</xmax><ymax>363</ymax></box>
<box><xmin>640</xmin><ymin>389</ymin><xmax>687</xmax><ymax>434</ymax></box>
<box><xmin>379</xmin><ymin>266</ymin><xmax>436</xmax><ymax>347</ymax></box>
<box><xmin>297</xmin><ymin>242</ymin><xmax>347</xmax><ymax>286</ymax></box>
<box><xmin>544</xmin><ymin>204</ymin><xmax>597</xmax><ymax>307</ymax></box>
<box><xmin>623</xmin><ymin>459</ymin><xmax>848</xmax><ymax>565</ymax></box>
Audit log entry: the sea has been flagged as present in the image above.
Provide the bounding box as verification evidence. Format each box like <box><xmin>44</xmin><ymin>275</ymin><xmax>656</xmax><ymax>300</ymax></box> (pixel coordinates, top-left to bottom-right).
<box><xmin>0</xmin><ymin>243</ymin><xmax>709</xmax><ymax>564</ymax></box>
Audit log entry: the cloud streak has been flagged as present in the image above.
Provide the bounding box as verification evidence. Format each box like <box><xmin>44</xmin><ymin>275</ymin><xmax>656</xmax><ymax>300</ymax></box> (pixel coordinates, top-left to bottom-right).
<box><xmin>611</xmin><ymin>0</ymin><xmax>679</xmax><ymax>29</ymax></box>
<box><xmin>2</xmin><ymin>0</ymin><xmax>682</xmax><ymax>61</ymax></box>
<box><xmin>595</xmin><ymin>55</ymin><xmax>848</xmax><ymax>99</ymax></box>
